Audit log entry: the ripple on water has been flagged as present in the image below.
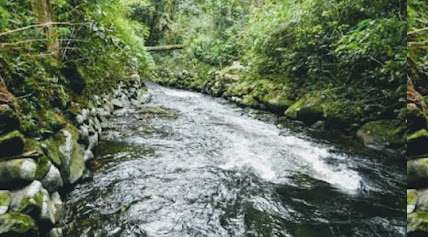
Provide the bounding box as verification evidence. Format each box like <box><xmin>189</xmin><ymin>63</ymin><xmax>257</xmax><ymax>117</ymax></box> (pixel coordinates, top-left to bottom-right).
<box><xmin>63</xmin><ymin>84</ymin><xmax>405</xmax><ymax>237</ymax></box>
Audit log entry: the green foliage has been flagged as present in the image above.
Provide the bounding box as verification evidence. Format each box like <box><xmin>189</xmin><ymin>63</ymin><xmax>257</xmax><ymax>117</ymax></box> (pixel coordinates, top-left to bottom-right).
<box><xmin>0</xmin><ymin>0</ymin><xmax>152</xmax><ymax>138</ymax></box>
<box><xmin>408</xmin><ymin>0</ymin><xmax>428</xmax><ymax>92</ymax></box>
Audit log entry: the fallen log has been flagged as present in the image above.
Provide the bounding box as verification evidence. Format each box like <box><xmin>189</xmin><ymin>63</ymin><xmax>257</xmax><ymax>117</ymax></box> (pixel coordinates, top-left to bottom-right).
<box><xmin>145</xmin><ymin>44</ymin><xmax>184</xmax><ymax>52</ymax></box>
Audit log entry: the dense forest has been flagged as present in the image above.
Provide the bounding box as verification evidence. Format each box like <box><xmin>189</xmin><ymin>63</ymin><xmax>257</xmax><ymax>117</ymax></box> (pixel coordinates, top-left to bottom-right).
<box><xmin>0</xmin><ymin>0</ymin><xmax>408</xmax><ymax>236</ymax></box>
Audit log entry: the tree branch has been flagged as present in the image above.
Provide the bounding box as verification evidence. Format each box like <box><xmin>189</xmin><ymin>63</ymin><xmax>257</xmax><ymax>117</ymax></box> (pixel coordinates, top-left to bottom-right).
<box><xmin>0</xmin><ymin>22</ymin><xmax>89</xmax><ymax>37</ymax></box>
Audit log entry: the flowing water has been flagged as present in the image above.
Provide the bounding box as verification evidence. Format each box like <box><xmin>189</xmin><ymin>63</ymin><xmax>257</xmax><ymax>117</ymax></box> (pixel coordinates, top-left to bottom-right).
<box><xmin>63</xmin><ymin>83</ymin><xmax>405</xmax><ymax>237</ymax></box>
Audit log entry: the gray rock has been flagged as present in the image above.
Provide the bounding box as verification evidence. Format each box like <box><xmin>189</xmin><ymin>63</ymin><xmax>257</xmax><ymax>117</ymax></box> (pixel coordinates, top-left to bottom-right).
<box><xmin>111</xmin><ymin>98</ymin><xmax>124</xmax><ymax>109</ymax></box>
<box><xmin>48</xmin><ymin>227</ymin><xmax>64</xmax><ymax>237</ymax></box>
<box><xmin>0</xmin><ymin>158</ymin><xmax>37</xmax><ymax>188</ymax></box>
<box><xmin>10</xmin><ymin>181</ymin><xmax>43</xmax><ymax>214</ymax></box>
<box><xmin>41</xmin><ymin>164</ymin><xmax>63</xmax><ymax>192</ymax></box>
<box><xmin>59</xmin><ymin>129</ymin><xmax>85</xmax><ymax>184</ymax></box>
<box><xmin>408</xmin><ymin>189</ymin><xmax>418</xmax><ymax>214</ymax></box>
<box><xmin>79</xmin><ymin>125</ymin><xmax>90</xmax><ymax>146</ymax></box>
<box><xmin>408</xmin><ymin>158</ymin><xmax>428</xmax><ymax>187</ymax></box>
<box><xmin>84</xmin><ymin>149</ymin><xmax>94</xmax><ymax>162</ymax></box>
<box><xmin>417</xmin><ymin>189</ymin><xmax>428</xmax><ymax>212</ymax></box>
<box><xmin>0</xmin><ymin>191</ymin><xmax>10</xmax><ymax>215</ymax></box>
<box><xmin>75</xmin><ymin>114</ymin><xmax>85</xmax><ymax>125</ymax></box>
<box><xmin>88</xmin><ymin>134</ymin><xmax>99</xmax><ymax>151</ymax></box>
<box><xmin>48</xmin><ymin>192</ymin><xmax>64</xmax><ymax>225</ymax></box>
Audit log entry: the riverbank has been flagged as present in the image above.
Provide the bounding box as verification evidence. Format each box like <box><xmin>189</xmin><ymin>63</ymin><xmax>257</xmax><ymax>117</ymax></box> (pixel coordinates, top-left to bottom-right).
<box><xmin>150</xmin><ymin>58</ymin><xmax>406</xmax><ymax>156</ymax></box>
<box><xmin>0</xmin><ymin>77</ymin><xmax>148</xmax><ymax>236</ymax></box>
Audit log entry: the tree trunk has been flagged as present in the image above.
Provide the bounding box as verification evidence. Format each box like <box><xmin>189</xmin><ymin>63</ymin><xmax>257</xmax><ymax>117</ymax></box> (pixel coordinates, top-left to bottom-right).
<box><xmin>31</xmin><ymin>0</ymin><xmax>60</xmax><ymax>57</ymax></box>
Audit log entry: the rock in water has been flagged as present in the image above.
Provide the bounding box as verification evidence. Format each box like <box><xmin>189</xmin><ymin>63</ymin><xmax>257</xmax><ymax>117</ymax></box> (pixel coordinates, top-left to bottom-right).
<box><xmin>0</xmin><ymin>159</ymin><xmax>37</xmax><ymax>189</ymax></box>
<box><xmin>0</xmin><ymin>130</ymin><xmax>25</xmax><ymax>158</ymax></box>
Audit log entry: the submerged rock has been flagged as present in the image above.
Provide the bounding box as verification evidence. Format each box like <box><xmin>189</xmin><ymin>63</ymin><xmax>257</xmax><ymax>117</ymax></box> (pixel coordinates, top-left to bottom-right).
<box><xmin>138</xmin><ymin>106</ymin><xmax>178</xmax><ymax>119</ymax></box>
<box><xmin>0</xmin><ymin>130</ymin><xmax>25</xmax><ymax>158</ymax></box>
<box><xmin>0</xmin><ymin>213</ymin><xmax>36</xmax><ymax>236</ymax></box>
<box><xmin>0</xmin><ymin>159</ymin><xmax>37</xmax><ymax>189</ymax></box>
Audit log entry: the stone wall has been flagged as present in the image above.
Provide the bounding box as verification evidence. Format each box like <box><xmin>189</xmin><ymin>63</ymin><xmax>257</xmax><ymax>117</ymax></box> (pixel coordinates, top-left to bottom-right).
<box><xmin>407</xmin><ymin>79</ymin><xmax>428</xmax><ymax>235</ymax></box>
<box><xmin>0</xmin><ymin>77</ymin><xmax>147</xmax><ymax>237</ymax></box>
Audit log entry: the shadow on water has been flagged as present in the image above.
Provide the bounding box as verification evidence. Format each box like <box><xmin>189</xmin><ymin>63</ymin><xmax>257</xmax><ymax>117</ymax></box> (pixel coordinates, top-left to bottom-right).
<box><xmin>63</xmin><ymin>84</ymin><xmax>405</xmax><ymax>237</ymax></box>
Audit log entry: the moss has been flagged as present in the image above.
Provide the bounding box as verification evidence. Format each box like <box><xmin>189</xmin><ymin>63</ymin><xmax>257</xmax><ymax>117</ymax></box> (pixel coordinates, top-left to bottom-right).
<box><xmin>35</xmin><ymin>155</ymin><xmax>51</xmax><ymax>180</ymax></box>
<box><xmin>408</xmin><ymin>129</ymin><xmax>428</xmax><ymax>157</ymax></box>
<box><xmin>0</xmin><ymin>130</ymin><xmax>25</xmax><ymax>158</ymax></box>
<box><xmin>408</xmin><ymin>211</ymin><xmax>428</xmax><ymax>234</ymax></box>
<box><xmin>0</xmin><ymin>191</ymin><xmax>10</xmax><ymax>214</ymax></box>
<box><xmin>43</xmin><ymin>135</ymin><xmax>64</xmax><ymax>167</ymax></box>
<box><xmin>357</xmin><ymin>120</ymin><xmax>404</xmax><ymax>149</ymax></box>
<box><xmin>23</xmin><ymin>138</ymin><xmax>42</xmax><ymax>154</ymax></box>
<box><xmin>0</xmin><ymin>105</ymin><xmax>20</xmax><ymax>134</ymax></box>
<box><xmin>408</xmin><ymin>189</ymin><xmax>418</xmax><ymax>213</ymax></box>
<box><xmin>0</xmin><ymin>213</ymin><xmax>36</xmax><ymax>235</ymax></box>
<box><xmin>42</xmin><ymin>111</ymin><xmax>68</xmax><ymax>134</ymax></box>
<box><xmin>284</xmin><ymin>93</ymin><xmax>324</xmax><ymax>124</ymax></box>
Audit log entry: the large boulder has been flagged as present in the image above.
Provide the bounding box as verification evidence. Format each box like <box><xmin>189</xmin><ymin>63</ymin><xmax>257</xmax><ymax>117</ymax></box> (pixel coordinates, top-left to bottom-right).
<box><xmin>0</xmin><ymin>159</ymin><xmax>37</xmax><ymax>189</ymax></box>
<box><xmin>0</xmin><ymin>130</ymin><xmax>25</xmax><ymax>158</ymax></box>
<box><xmin>0</xmin><ymin>213</ymin><xmax>36</xmax><ymax>236</ymax></box>
<box><xmin>0</xmin><ymin>191</ymin><xmax>10</xmax><ymax>215</ymax></box>
<box><xmin>357</xmin><ymin>120</ymin><xmax>404</xmax><ymax>151</ymax></box>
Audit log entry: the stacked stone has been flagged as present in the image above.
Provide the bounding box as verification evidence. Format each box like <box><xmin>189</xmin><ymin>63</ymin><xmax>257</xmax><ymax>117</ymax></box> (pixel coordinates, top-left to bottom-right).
<box><xmin>407</xmin><ymin>80</ymin><xmax>428</xmax><ymax>235</ymax></box>
<box><xmin>0</xmin><ymin>78</ymin><xmax>148</xmax><ymax>237</ymax></box>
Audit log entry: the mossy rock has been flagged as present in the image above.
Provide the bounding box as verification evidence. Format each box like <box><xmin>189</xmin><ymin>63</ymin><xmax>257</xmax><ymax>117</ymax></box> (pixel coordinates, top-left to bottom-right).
<box><xmin>0</xmin><ymin>159</ymin><xmax>37</xmax><ymax>189</ymax></box>
<box><xmin>42</xmin><ymin>135</ymin><xmax>65</xmax><ymax>167</ymax></box>
<box><xmin>42</xmin><ymin>111</ymin><xmax>68</xmax><ymax>134</ymax></box>
<box><xmin>408</xmin><ymin>129</ymin><xmax>428</xmax><ymax>157</ymax></box>
<box><xmin>0</xmin><ymin>105</ymin><xmax>19</xmax><ymax>135</ymax></box>
<box><xmin>34</xmin><ymin>155</ymin><xmax>51</xmax><ymax>180</ymax></box>
<box><xmin>407</xmin><ymin>103</ymin><xmax>428</xmax><ymax>133</ymax></box>
<box><xmin>0</xmin><ymin>213</ymin><xmax>36</xmax><ymax>236</ymax></box>
<box><xmin>0</xmin><ymin>131</ymin><xmax>25</xmax><ymax>158</ymax></box>
<box><xmin>58</xmin><ymin>126</ymin><xmax>85</xmax><ymax>184</ymax></box>
<box><xmin>408</xmin><ymin>159</ymin><xmax>428</xmax><ymax>188</ymax></box>
<box><xmin>0</xmin><ymin>191</ymin><xmax>10</xmax><ymax>215</ymax></box>
<box><xmin>357</xmin><ymin>120</ymin><xmax>404</xmax><ymax>150</ymax></box>
<box><xmin>284</xmin><ymin>93</ymin><xmax>324</xmax><ymax>124</ymax></box>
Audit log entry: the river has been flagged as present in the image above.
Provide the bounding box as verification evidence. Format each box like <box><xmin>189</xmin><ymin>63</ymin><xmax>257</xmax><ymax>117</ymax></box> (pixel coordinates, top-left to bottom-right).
<box><xmin>63</xmin><ymin>83</ymin><xmax>405</xmax><ymax>237</ymax></box>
